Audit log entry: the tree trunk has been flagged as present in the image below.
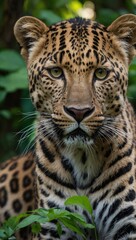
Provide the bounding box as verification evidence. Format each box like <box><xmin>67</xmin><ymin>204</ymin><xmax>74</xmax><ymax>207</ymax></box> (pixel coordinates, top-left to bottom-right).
<box><xmin>0</xmin><ymin>0</ymin><xmax>25</xmax><ymax>48</ymax></box>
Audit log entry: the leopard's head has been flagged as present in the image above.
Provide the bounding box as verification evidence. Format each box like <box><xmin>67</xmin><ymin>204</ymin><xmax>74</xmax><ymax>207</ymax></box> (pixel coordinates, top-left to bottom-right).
<box><xmin>14</xmin><ymin>14</ymin><xmax>136</xmax><ymax>149</ymax></box>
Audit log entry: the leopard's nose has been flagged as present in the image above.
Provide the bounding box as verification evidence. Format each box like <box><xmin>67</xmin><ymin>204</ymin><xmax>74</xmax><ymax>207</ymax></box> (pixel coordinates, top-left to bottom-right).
<box><xmin>64</xmin><ymin>106</ymin><xmax>95</xmax><ymax>123</ymax></box>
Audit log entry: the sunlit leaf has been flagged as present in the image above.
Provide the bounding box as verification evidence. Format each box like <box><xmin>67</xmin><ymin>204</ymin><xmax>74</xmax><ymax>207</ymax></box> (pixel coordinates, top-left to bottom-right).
<box><xmin>65</xmin><ymin>195</ymin><xmax>93</xmax><ymax>215</ymax></box>
<box><xmin>68</xmin><ymin>0</ymin><xmax>82</xmax><ymax>12</ymax></box>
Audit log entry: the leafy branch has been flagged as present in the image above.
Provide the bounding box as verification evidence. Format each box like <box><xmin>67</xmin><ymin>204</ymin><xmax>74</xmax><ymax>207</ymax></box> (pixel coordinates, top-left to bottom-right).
<box><xmin>0</xmin><ymin>196</ymin><xmax>98</xmax><ymax>240</ymax></box>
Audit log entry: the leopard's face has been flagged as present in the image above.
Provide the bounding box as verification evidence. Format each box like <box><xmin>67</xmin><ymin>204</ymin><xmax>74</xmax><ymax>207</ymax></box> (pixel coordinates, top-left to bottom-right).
<box><xmin>14</xmin><ymin>16</ymin><xmax>135</xmax><ymax>148</ymax></box>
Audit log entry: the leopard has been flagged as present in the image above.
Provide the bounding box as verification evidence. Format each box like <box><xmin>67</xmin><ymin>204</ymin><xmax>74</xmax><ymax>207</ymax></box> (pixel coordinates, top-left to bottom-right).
<box><xmin>0</xmin><ymin>13</ymin><xmax>136</xmax><ymax>240</ymax></box>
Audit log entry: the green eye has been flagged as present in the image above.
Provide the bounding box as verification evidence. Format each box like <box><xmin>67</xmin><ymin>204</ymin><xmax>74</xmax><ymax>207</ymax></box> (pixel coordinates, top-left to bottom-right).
<box><xmin>48</xmin><ymin>67</ymin><xmax>63</xmax><ymax>79</ymax></box>
<box><xmin>94</xmin><ymin>68</ymin><xmax>108</xmax><ymax>80</ymax></box>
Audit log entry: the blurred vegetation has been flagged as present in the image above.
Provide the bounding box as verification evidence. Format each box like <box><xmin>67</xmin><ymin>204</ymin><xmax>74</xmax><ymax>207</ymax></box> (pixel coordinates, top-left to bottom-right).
<box><xmin>0</xmin><ymin>0</ymin><xmax>136</xmax><ymax>162</ymax></box>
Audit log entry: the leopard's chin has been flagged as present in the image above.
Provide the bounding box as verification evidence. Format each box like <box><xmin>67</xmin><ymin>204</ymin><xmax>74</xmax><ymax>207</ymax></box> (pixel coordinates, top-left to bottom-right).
<box><xmin>64</xmin><ymin>128</ymin><xmax>94</xmax><ymax>148</ymax></box>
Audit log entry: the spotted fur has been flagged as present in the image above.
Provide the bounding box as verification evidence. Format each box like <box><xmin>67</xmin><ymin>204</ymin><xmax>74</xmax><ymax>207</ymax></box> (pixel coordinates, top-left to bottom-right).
<box><xmin>1</xmin><ymin>14</ymin><xmax>136</xmax><ymax>240</ymax></box>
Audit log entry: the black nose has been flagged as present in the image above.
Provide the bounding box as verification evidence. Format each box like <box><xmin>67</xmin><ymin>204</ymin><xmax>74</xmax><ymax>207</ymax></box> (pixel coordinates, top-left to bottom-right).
<box><xmin>64</xmin><ymin>106</ymin><xmax>95</xmax><ymax>123</ymax></box>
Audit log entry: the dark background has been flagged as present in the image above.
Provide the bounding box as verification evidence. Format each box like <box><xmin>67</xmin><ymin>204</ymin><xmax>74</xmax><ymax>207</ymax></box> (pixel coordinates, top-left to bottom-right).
<box><xmin>0</xmin><ymin>0</ymin><xmax>136</xmax><ymax>162</ymax></box>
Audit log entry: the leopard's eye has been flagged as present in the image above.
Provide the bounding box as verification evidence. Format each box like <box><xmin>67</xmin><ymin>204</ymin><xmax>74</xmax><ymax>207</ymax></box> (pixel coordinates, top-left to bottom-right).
<box><xmin>48</xmin><ymin>67</ymin><xmax>63</xmax><ymax>79</ymax></box>
<box><xmin>94</xmin><ymin>68</ymin><xmax>108</xmax><ymax>80</ymax></box>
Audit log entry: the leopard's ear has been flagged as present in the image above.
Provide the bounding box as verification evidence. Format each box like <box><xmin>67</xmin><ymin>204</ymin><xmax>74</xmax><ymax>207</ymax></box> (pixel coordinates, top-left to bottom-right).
<box><xmin>108</xmin><ymin>14</ymin><xmax>136</xmax><ymax>64</ymax></box>
<box><xmin>14</xmin><ymin>16</ymin><xmax>48</xmax><ymax>61</ymax></box>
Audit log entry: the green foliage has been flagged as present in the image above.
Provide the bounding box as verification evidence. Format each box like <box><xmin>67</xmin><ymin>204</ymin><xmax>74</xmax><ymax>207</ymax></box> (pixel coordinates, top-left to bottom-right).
<box><xmin>0</xmin><ymin>50</ymin><xmax>24</xmax><ymax>71</ymax></box>
<box><xmin>37</xmin><ymin>10</ymin><xmax>62</xmax><ymax>24</ymax></box>
<box><xmin>0</xmin><ymin>68</ymin><xmax>27</xmax><ymax>93</ymax></box>
<box><xmin>0</xmin><ymin>49</ymin><xmax>30</xmax><ymax>161</ymax></box>
<box><xmin>0</xmin><ymin>196</ymin><xmax>97</xmax><ymax>240</ymax></box>
<box><xmin>96</xmin><ymin>9</ymin><xmax>120</xmax><ymax>26</ymax></box>
<box><xmin>0</xmin><ymin>49</ymin><xmax>26</xmax><ymax>99</ymax></box>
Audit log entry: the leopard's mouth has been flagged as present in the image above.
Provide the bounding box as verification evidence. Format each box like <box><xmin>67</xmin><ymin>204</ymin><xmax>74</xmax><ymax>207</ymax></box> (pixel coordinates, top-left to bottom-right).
<box><xmin>66</xmin><ymin>128</ymin><xmax>90</xmax><ymax>140</ymax></box>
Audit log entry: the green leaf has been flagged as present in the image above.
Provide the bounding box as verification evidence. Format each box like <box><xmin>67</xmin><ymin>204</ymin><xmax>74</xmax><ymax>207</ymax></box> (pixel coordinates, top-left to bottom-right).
<box><xmin>38</xmin><ymin>10</ymin><xmax>62</xmax><ymax>24</ymax></box>
<box><xmin>0</xmin><ymin>68</ymin><xmax>28</xmax><ymax>92</ymax></box>
<box><xmin>8</xmin><ymin>237</ymin><xmax>16</xmax><ymax>240</ymax></box>
<box><xmin>4</xmin><ymin>226</ymin><xmax>14</xmax><ymax>238</ymax></box>
<box><xmin>0</xmin><ymin>90</ymin><xmax>6</xmax><ymax>102</ymax></box>
<box><xmin>0</xmin><ymin>50</ymin><xmax>25</xmax><ymax>71</ymax></box>
<box><xmin>31</xmin><ymin>223</ymin><xmax>41</xmax><ymax>234</ymax></box>
<box><xmin>16</xmin><ymin>215</ymin><xmax>44</xmax><ymax>230</ymax></box>
<box><xmin>65</xmin><ymin>196</ymin><xmax>93</xmax><ymax>216</ymax></box>
<box><xmin>47</xmin><ymin>209</ymin><xmax>71</xmax><ymax>221</ymax></box>
<box><xmin>56</xmin><ymin>222</ymin><xmax>62</xmax><ymax>237</ymax></box>
<box><xmin>60</xmin><ymin>218</ymin><xmax>85</xmax><ymax>238</ymax></box>
<box><xmin>53</xmin><ymin>0</ymin><xmax>67</xmax><ymax>8</ymax></box>
<box><xmin>128</xmin><ymin>85</ymin><xmax>136</xmax><ymax>98</ymax></box>
<box><xmin>80</xmin><ymin>222</ymin><xmax>95</xmax><ymax>229</ymax></box>
<box><xmin>33</xmin><ymin>208</ymin><xmax>48</xmax><ymax>217</ymax></box>
<box><xmin>0</xmin><ymin>197</ymin><xmax>97</xmax><ymax>240</ymax></box>
<box><xmin>68</xmin><ymin>212</ymin><xmax>86</xmax><ymax>222</ymax></box>
<box><xmin>0</xmin><ymin>229</ymin><xmax>7</xmax><ymax>238</ymax></box>
<box><xmin>69</xmin><ymin>213</ymin><xmax>94</xmax><ymax>229</ymax></box>
<box><xmin>4</xmin><ymin>216</ymin><xmax>19</xmax><ymax>231</ymax></box>
<box><xmin>97</xmin><ymin>9</ymin><xmax>120</xmax><ymax>26</ymax></box>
